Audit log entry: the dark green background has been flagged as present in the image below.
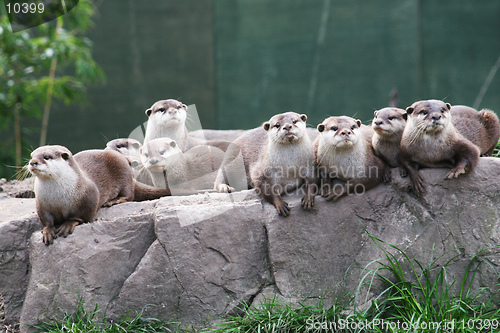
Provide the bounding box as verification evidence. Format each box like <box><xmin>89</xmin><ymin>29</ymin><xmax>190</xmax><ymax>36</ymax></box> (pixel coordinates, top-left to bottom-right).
<box><xmin>41</xmin><ymin>0</ymin><xmax>500</xmax><ymax>153</ymax></box>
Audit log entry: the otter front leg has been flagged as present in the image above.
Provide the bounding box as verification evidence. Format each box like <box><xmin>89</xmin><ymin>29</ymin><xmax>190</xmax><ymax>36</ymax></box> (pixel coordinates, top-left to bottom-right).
<box><xmin>301</xmin><ymin>178</ymin><xmax>317</xmax><ymax>211</ymax></box>
<box><xmin>38</xmin><ymin>209</ymin><xmax>57</xmax><ymax>245</ymax></box>
<box><xmin>400</xmin><ymin>160</ymin><xmax>425</xmax><ymax>196</ymax></box>
<box><xmin>57</xmin><ymin>218</ymin><xmax>84</xmax><ymax>238</ymax></box>
<box><xmin>256</xmin><ymin>181</ymin><xmax>290</xmax><ymax>217</ymax></box>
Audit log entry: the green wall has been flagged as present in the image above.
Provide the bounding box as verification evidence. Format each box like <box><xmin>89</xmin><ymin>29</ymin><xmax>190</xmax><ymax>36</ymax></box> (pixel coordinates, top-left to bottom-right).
<box><xmin>43</xmin><ymin>0</ymin><xmax>500</xmax><ymax>153</ymax></box>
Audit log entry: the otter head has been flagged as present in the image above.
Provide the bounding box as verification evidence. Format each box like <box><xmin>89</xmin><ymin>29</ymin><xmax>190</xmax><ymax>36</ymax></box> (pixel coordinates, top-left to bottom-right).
<box><xmin>406</xmin><ymin>100</ymin><xmax>451</xmax><ymax>134</ymax></box>
<box><xmin>145</xmin><ymin>99</ymin><xmax>188</xmax><ymax>128</ymax></box>
<box><xmin>141</xmin><ymin>138</ymin><xmax>183</xmax><ymax>172</ymax></box>
<box><xmin>372</xmin><ymin>107</ymin><xmax>407</xmax><ymax>137</ymax></box>
<box><xmin>105</xmin><ymin>138</ymin><xmax>142</xmax><ymax>158</ymax></box>
<box><xmin>317</xmin><ymin>116</ymin><xmax>362</xmax><ymax>149</ymax></box>
<box><xmin>28</xmin><ymin>145</ymin><xmax>76</xmax><ymax>180</ymax></box>
<box><xmin>263</xmin><ymin>112</ymin><xmax>307</xmax><ymax>144</ymax></box>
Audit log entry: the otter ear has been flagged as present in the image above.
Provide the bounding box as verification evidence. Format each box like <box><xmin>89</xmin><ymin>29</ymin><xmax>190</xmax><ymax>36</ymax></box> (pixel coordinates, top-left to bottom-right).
<box><xmin>356</xmin><ymin>120</ymin><xmax>362</xmax><ymax>127</ymax></box>
<box><xmin>445</xmin><ymin>103</ymin><xmax>451</xmax><ymax>110</ymax></box>
<box><xmin>317</xmin><ymin>124</ymin><xmax>325</xmax><ymax>132</ymax></box>
<box><xmin>402</xmin><ymin>113</ymin><xmax>408</xmax><ymax>121</ymax></box>
<box><xmin>263</xmin><ymin>122</ymin><xmax>271</xmax><ymax>131</ymax></box>
<box><xmin>300</xmin><ymin>114</ymin><xmax>307</xmax><ymax>122</ymax></box>
<box><xmin>406</xmin><ymin>107</ymin><xmax>414</xmax><ymax>115</ymax></box>
<box><xmin>169</xmin><ymin>141</ymin><xmax>177</xmax><ymax>148</ymax></box>
<box><xmin>374</xmin><ymin>110</ymin><xmax>379</xmax><ymax>117</ymax></box>
<box><xmin>145</xmin><ymin>109</ymin><xmax>153</xmax><ymax>117</ymax></box>
<box><xmin>61</xmin><ymin>152</ymin><xmax>69</xmax><ymax>161</ymax></box>
<box><xmin>130</xmin><ymin>160</ymin><xmax>139</xmax><ymax>168</ymax></box>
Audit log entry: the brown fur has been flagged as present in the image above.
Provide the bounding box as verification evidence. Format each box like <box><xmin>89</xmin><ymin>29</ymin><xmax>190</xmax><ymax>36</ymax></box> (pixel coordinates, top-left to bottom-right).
<box><xmin>399</xmin><ymin>100</ymin><xmax>480</xmax><ymax>196</ymax></box>
<box><xmin>450</xmin><ymin>105</ymin><xmax>500</xmax><ymax>156</ymax></box>
<box><xmin>315</xmin><ymin>116</ymin><xmax>387</xmax><ymax>201</ymax></box>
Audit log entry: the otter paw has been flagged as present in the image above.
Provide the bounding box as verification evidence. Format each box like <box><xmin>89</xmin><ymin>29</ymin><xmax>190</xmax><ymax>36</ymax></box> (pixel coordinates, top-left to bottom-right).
<box><xmin>56</xmin><ymin>221</ymin><xmax>79</xmax><ymax>238</ymax></box>
<box><xmin>103</xmin><ymin>196</ymin><xmax>128</xmax><ymax>207</ymax></box>
<box><xmin>216</xmin><ymin>184</ymin><xmax>234</xmax><ymax>193</ymax></box>
<box><xmin>411</xmin><ymin>177</ymin><xmax>425</xmax><ymax>196</ymax></box>
<box><xmin>301</xmin><ymin>195</ymin><xmax>315</xmax><ymax>210</ymax></box>
<box><xmin>444</xmin><ymin>167</ymin><xmax>465</xmax><ymax>179</ymax></box>
<box><xmin>399</xmin><ymin>167</ymin><xmax>408</xmax><ymax>178</ymax></box>
<box><xmin>274</xmin><ymin>200</ymin><xmax>290</xmax><ymax>217</ymax></box>
<box><xmin>42</xmin><ymin>226</ymin><xmax>57</xmax><ymax>245</ymax></box>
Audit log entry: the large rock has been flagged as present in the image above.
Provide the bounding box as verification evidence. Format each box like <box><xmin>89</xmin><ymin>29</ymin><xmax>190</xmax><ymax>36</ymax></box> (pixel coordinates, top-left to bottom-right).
<box><xmin>1</xmin><ymin>158</ymin><xmax>500</xmax><ymax>332</ymax></box>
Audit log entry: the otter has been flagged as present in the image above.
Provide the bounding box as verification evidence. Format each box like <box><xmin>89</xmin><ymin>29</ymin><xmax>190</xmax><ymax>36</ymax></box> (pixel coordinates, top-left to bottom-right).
<box><xmin>105</xmin><ymin>138</ymin><xmax>153</xmax><ymax>186</ymax></box>
<box><xmin>449</xmin><ymin>105</ymin><xmax>500</xmax><ymax>156</ymax></box>
<box><xmin>371</xmin><ymin>107</ymin><xmax>407</xmax><ymax>168</ymax></box>
<box><xmin>399</xmin><ymin>100</ymin><xmax>480</xmax><ymax>195</ymax></box>
<box><xmin>214</xmin><ymin>112</ymin><xmax>316</xmax><ymax>217</ymax></box>
<box><xmin>141</xmin><ymin>138</ymin><xmax>225</xmax><ymax>191</ymax></box>
<box><xmin>28</xmin><ymin>145</ymin><xmax>193</xmax><ymax>245</ymax></box>
<box><xmin>143</xmin><ymin>99</ymin><xmax>231</xmax><ymax>152</ymax></box>
<box><xmin>315</xmin><ymin>116</ymin><xmax>386</xmax><ymax>201</ymax></box>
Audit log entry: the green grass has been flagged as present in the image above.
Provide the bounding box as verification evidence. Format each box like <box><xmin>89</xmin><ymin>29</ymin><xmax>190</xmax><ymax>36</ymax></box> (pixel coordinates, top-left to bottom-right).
<box><xmin>492</xmin><ymin>138</ymin><xmax>500</xmax><ymax>157</ymax></box>
<box><xmin>31</xmin><ymin>303</ymin><xmax>184</xmax><ymax>333</ymax></box>
<box><xmin>32</xmin><ymin>232</ymin><xmax>500</xmax><ymax>333</ymax></box>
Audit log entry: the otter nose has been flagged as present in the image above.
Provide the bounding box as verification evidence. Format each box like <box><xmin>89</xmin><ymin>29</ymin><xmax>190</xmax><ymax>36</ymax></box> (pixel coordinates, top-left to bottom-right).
<box><xmin>283</xmin><ymin>125</ymin><xmax>292</xmax><ymax>131</ymax></box>
<box><xmin>374</xmin><ymin>121</ymin><xmax>383</xmax><ymax>126</ymax></box>
<box><xmin>340</xmin><ymin>130</ymin><xmax>351</xmax><ymax>136</ymax></box>
<box><xmin>29</xmin><ymin>161</ymin><xmax>38</xmax><ymax>167</ymax></box>
<box><xmin>432</xmin><ymin>114</ymin><xmax>441</xmax><ymax>121</ymax></box>
<box><xmin>167</xmin><ymin>109</ymin><xmax>177</xmax><ymax>115</ymax></box>
<box><xmin>150</xmin><ymin>159</ymin><xmax>158</xmax><ymax>165</ymax></box>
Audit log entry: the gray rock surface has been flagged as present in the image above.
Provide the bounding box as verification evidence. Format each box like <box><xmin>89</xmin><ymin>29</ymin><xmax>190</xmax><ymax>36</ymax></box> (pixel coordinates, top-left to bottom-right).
<box><xmin>1</xmin><ymin>158</ymin><xmax>500</xmax><ymax>332</ymax></box>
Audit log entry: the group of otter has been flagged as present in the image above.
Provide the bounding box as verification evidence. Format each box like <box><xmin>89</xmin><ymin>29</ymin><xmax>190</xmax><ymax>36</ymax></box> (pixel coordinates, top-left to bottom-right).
<box><xmin>28</xmin><ymin>98</ymin><xmax>500</xmax><ymax>245</ymax></box>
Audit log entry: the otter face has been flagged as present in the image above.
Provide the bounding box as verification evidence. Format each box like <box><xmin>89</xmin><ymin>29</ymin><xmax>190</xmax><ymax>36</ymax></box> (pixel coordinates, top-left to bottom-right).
<box><xmin>317</xmin><ymin>116</ymin><xmax>362</xmax><ymax>148</ymax></box>
<box><xmin>263</xmin><ymin>112</ymin><xmax>307</xmax><ymax>144</ymax></box>
<box><xmin>145</xmin><ymin>99</ymin><xmax>187</xmax><ymax>128</ymax></box>
<box><xmin>372</xmin><ymin>107</ymin><xmax>407</xmax><ymax>136</ymax></box>
<box><xmin>141</xmin><ymin>138</ymin><xmax>182</xmax><ymax>172</ymax></box>
<box><xmin>406</xmin><ymin>100</ymin><xmax>451</xmax><ymax>134</ymax></box>
<box><xmin>28</xmin><ymin>145</ymin><xmax>74</xmax><ymax>180</ymax></box>
<box><xmin>105</xmin><ymin>138</ymin><xmax>142</xmax><ymax>158</ymax></box>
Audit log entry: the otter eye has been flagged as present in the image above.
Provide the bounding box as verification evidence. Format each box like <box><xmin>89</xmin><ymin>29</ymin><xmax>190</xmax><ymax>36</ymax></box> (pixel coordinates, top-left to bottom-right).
<box><xmin>116</xmin><ymin>144</ymin><xmax>123</xmax><ymax>148</ymax></box>
<box><xmin>440</xmin><ymin>108</ymin><xmax>446</xmax><ymax>113</ymax></box>
<box><xmin>292</xmin><ymin>119</ymin><xmax>298</xmax><ymax>124</ymax></box>
<box><xmin>274</xmin><ymin>123</ymin><xmax>280</xmax><ymax>128</ymax></box>
<box><xmin>388</xmin><ymin>116</ymin><xmax>394</xmax><ymax>121</ymax></box>
<box><xmin>144</xmin><ymin>153</ymin><xmax>149</xmax><ymax>158</ymax></box>
<box><xmin>158</xmin><ymin>107</ymin><xmax>166</xmax><ymax>113</ymax></box>
<box><xmin>176</xmin><ymin>105</ymin><xmax>182</xmax><ymax>109</ymax></box>
<box><xmin>44</xmin><ymin>155</ymin><xmax>51</xmax><ymax>160</ymax></box>
<box><xmin>420</xmin><ymin>110</ymin><xmax>428</xmax><ymax>115</ymax></box>
<box><xmin>351</xmin><ymin>125</ymin><xmax>356</xmax><ymax>130</ymax></box>
<box><xmin>159</xmin><ymin>150</ymin><xmax>165</xmax><ymax>155</ymax></box>
<box><xmin>331</xmin><ymin>126</ymin><xmax>338</xmax><ymax>131</ymax></box>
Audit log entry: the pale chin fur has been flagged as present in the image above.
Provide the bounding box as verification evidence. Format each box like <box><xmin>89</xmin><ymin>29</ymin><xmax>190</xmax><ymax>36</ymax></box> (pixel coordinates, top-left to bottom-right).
<box><xmin>323</xmin><ymin>129</ymin><xmax>360</xmax><ymax>148</ymax></box>
<box><xmin>270</xmin><ymin>123</ymin><xmax>305</xmax><ymax>144</ymax></box>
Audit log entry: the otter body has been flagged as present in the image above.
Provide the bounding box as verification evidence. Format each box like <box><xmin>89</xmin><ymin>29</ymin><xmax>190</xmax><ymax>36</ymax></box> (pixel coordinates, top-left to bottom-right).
<box><xmin>399</xmin><ymin>100</ymin><xmax>480</xmax><ymax>195</ymax></box>
<box><xmin>450</xmin><ymin>105</ymin><xmax>500</xmax><ymax>156</ymax></box>
<box><xmin>29</xmin><ymin>146</ymin><xmax>189</xmax><ymax>245</ymax></box>
<box><xmin>141</xmin><ymin>138</ymin><xmax>224</xmax><ymax>191</ymax></box>
<box><xmin>215</xmin><ymin>112</ymin><xmax>316</xmax><ymax>216</ymax></box>
<box><xmin>315</xmin><ymin>116</ymin><xmax>386</xmax><ymax>201</ymax></box>
<box><xmin>371</xmin><ymin>107</ymin><xmax>407</xmax><ymax>168</ymax></box>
